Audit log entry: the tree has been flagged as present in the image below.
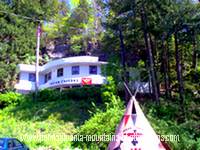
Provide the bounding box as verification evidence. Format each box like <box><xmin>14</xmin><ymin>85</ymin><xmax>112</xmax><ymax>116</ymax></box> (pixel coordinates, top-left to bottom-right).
<box><xmin>0</xmin><ymin>0</ymin><xmax>60</xmax><ymax>91</ymax></box>
<box><xmin>140</xmin><ymin>1</ymin><xmax>159</xmax><ymax>103</ymax></box>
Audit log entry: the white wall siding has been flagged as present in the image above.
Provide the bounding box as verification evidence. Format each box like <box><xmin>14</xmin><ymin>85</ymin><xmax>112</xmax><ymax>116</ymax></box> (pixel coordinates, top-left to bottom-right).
<box><xmin>39</xmin><ymin>75</ymin><xmax>45</xmax><ymax>85</ymax></box>
<box><xmin>15</xmin><ymin>56</ymin><xmax>107</xmax><ymax>93</ymax></box>
<box><xmin>81</xmin><ymin>65</ymin><xmax>89</xmax><ymax>76</ymax></box>
<box><xmin>97</xmin><ymin>65</ymin><xmax>101</xmax><ymax>74</ymax></box>
<box><xmin>20</xmin><ymin>72</ymin><xmax>29</xmax><ymax>81</ymax></box>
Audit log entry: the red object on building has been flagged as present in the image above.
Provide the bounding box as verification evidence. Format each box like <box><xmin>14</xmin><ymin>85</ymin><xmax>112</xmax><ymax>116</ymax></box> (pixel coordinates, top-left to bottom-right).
<box><xmin>81</xmin><ymin>78</ymin><xmax>92</xmax><ymax>85</ymax></box>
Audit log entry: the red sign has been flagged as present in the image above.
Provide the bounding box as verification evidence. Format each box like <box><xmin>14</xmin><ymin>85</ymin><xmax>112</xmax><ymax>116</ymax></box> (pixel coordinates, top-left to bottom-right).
<box><xmin>81</xmin><ymin>78</ymin><xmax>92</xmax><ymax>85</ymax></box>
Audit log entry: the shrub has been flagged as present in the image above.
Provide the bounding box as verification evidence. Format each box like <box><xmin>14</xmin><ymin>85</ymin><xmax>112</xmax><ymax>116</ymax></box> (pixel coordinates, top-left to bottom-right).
<box><xmin>36</xmin><ymin>89</ymin><xmax>61</xmax><ymax>102</ymax></box>
<box><xmin>72</xmin><ymin>76</ymin><xmax>125</xmax><ymax>149</ymax></box>
<box><xmin>35</xmin><ymin>86</ymin><xmax>102</xmax><ymax>103</ymax></box>
<box><xmin>0</xmin><ymin>92</ymin><xmax>24</xmax><ymax>108</ymax></box>
<box><xmin>62</xmin><ymin>86</ymin><xmax>101</xmax><ymax>102</ymax></box>
<box><xmin>72</xmin><ymin>98</ymin><xmax>124</xmax><ymax>149</ymax></box>
<box><xmin>144</xmin><ymin>99</ymin><xmax>200</xmax><ymax>150</ymax></box>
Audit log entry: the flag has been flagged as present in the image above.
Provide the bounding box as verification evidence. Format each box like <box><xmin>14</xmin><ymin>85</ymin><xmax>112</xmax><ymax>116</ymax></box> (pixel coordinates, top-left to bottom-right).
<box><xmin>81</xmin><ymin>78</ymin><xmax>92</xmax><ymax>85</ymax></box>
<box><xmin>108</xmin><ymin>96</ymin><xmax>167</xmax><ymax>150</ymax></box>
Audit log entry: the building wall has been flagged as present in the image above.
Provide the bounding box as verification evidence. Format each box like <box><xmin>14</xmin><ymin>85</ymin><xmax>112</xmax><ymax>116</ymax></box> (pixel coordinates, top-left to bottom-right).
<box><xmin>39</xmin><ymin>64</ymin><xmax>102</xmax><ymax>84</ymax></box>
<box><xmin>39</xmin><ymin>75</ymin><xmax>45</xmax><ymax>85</ymax></box>
<box><xmin>39</xmin><ymin>64</ymin><xmax>104</xmax><ymax>89</ymax></box>
<box><xmin>15</xmin><ymin>71</ymin><xmax>36</xmax><ymax>91</ymax></box>
<box><xmin>20</xmin><ymin>72</ymin><xmax>29</xmax><ymax>81</ymax></box>
<box><xmin>15</xmin><ymin>56</ymin><xmax>107</xmax><ymax>93</ymax></box>
<box><xmin>16</xmin><ymin>64</ymin><xmax>105</xmax><ymax>93</ymax></box>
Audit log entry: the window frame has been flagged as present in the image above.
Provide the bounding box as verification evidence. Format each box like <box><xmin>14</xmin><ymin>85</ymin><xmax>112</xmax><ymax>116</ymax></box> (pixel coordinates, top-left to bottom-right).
<box><xmin>0</xmin><ymin>139</ymin><xmax>4</xmax><ymax>148</ymax></box>
<box><xmin>44</xmin><ymin>72</ymin><xmax>51</xmax><ymax>83</ymax></box>
<box><xmin>57</xmin><ymin>68</ymin><xmax>64</xmax><ymax>77</ymax></box>
<box><xmin>8</xmin><ymin>140</ymin><xmax>14</xmax><ymax>148</ymax></box>
<box><xmin>13</xmin><ymin>139</ymin><xmax>23</xmax><ymax>148</ymax></box>
<box><xmin>28</xmin><ymin>73</ymin><xmax>36</xmax><ymax>82</ymax></box>
<box><xmin>89</xmin><ymin>65</ymin><xmax>97</xmax><ymax>75</ymax></box>
<box><xmin>72</xmin><ymin>66</ymin><xmax>80</xmax><ymax>75</ymax></box>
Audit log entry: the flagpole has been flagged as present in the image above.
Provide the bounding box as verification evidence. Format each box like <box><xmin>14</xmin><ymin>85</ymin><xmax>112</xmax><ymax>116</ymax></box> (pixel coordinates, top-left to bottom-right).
<box><xmin>35</xmin><ymin>23</ymin><xmax>41</xmax><ymax>98</ymax></box>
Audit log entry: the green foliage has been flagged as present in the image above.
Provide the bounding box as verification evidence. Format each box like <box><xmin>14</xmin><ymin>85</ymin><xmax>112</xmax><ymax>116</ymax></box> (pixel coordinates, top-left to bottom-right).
<box><xmin>0</xmin><ymin>112</ymin><xmax>74</xmax><ymax>149</ymax></box>
<box><xmin>63</xmin><ymin>86</ymin><xmax>101</xmax><ymax>102</ymax></box>
<box><xmin>44</xmin><ymin>0</ymin><xmax>102</xmax><ymax>56</ymax></box>
<box><xmin>72</xmin><ymin>80</ymin><xmax>124</xmax><ymax>149</ymax></box>
<box><xmin>0</xmin><ymin>89</ymin><xmax>97</xmax><ymax>149</ymax></box>
<box><xmin>101</xmin><ymin>57</ymin><xmax>122</xmax><ymax>84</ymax></box>
<box><xmin>0</xmin><ymin>0</ymin><xmax>200</xmax><ymax>149</ymax></box>
<box><xmin>66</xmin><ymin>0</ymin><xmax>96</xmax><ymax>54</ymax></box>
<box><xmin>35</xmin><ymin>86</ymin><xmax>101</xmax><ymax>103</ymax></box>
<box><xmin>71</xmin><ymin>44</ymin><xmax>82</xmax><ymax>54</ymax></box>
<box><xmin>0</xmin><ymin>92</ymin><xmax>24</xmax><ymax>108</ymax></box>
<box><xmin>0</xmin><ymin>0</ymin><xmax>60</xmax><ymax>91</ymax></box>
<box><xmin>71</xmin><ymin>0</ymin><xmax>80</xmax><ymax>9</ymax></box>
<box><xmin>101</xmin><ymin>76</ymin><xmax>116</xmax><ymax>94</ymax></box>
<box><xmin>71</xmin><ymin>78</ymin><xmax>124</xmax><ymax>149</ymax></box>
<box><xmin>0</xmin><ymin>84</ymin><xmax>199</xmax><ymax>149</ymax></box>
<box><xmin>0</xmin><ymin>84</ymin><xmax>123</xmax><ymax>149</ymax></box>
<box><xmin>143</xmin><ymin>98</ymin><xmax>200</xmax><ymax>150</ymax></box>
<box><xmin>72</xmin><ymin>104</ymin><xmax>124</xmax><ymax>149</ymax></box>
<box><xmin>36</xmin><ymin>89</ymin><xmax>62</xmax><ymax>102</ymax></box>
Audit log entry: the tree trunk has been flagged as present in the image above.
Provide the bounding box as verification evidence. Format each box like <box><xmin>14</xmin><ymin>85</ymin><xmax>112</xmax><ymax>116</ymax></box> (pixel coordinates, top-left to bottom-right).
<box><xmin>192</xmin><ymin>49</ymin><xmax>197</xmax><ymax>69</ymax></box>
<box><xmin>192</xmin><ymin>31</ymin><xmax>197</xmax><ymax>70</ymax></box>
<box><xmin>150</xmin><ymin>35</ymin><xmax>160</xmax><ymax>96</ymax></box>
<box><xmin>174</xmin><ymin>33</ymin><xmax>184</xmax><ymax>105</ymax></box>
<box><xmin>166</xmin><ymin>41</ymin><xmax>172</xmax><ymax>98</ymax></box>
<box><xmin>119</xmin><ymin>26</ymin><xmax>126</xmax><ymax>75</ymax></box>
<box><xmin>118</xmin><ymin>25</ymin><xmax>129</xmax><ymax>102</ymax></box>
<box><xmin>162</xmin><ymin>39</ymin><xmax>170</xmax><ymax>99</ymax></box>
<box><xmin>92</xmin><ymin>0</ymin><xmax>102</xmax><ymax>40</ymax></box>
<box><xmin>140</xmin><ymin>5</ymin><xmax>159</xmax><ymax>103</ymax></box>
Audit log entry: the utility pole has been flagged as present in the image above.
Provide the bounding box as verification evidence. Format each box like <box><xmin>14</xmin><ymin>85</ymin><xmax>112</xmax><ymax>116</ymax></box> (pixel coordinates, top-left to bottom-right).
<box><xmin>0</xmin><ymin>11</ymin><xmax>42</xmax><ymax>97</ymax></box>
<box><xmin>35</xmin><ymin>23</ymin><xmax>41</xmax><ymax>98</ymax></box>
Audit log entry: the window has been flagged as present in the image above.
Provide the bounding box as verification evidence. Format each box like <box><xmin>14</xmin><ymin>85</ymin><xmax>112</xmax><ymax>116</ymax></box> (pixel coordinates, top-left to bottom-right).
<box><xmin>16</xmin><ymin>73</ymin><xmax>20</xmax><ymax>82</ymax></box>
<box><xmin>89</xmin><ymin>66</ymin><xmax>97</xmax><ymax>74</ymax></box>
<box><xmin>28</xmin><ymin>73</ymin><xmax>36</xmax><ymax>82</ymax></box>
<box><xmin>72</xmin><ymin>66</ymin><xmax>79</xmax><ymax>75</ymax></box>
<box><xmin>0</xmin><ymin>139</ymin><xmax>4</xmax><ymax>148</ymax></box>
<box><xmin>13</xmin><ymin>139</ymin><xmax>23</xmax><ymax>147</ymax></box>
<box><xmin>44</xmin><ymin>74</ymin><xmax>48</xmax><ymax>83</ymax></box>
<box><xmin>57</xmin><ymin>68</ymin><xmax>63</xmax><ymax>77</ymax></box>
<box><xmin>8</xmin><ymin>140</ymin><xmax>13</xmax><ymax>148</ymax></box>
<box><xmin>44</xmin><ymin>72</ymin><xmax>51</xmax><ymax>83</ymax></box>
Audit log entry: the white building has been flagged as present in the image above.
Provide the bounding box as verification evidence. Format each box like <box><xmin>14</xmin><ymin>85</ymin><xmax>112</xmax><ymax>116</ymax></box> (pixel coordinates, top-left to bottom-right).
<box><xmin>15</xmin><ymin>56</ymin><xmax>107</xmax><ymax>94</ymax></box>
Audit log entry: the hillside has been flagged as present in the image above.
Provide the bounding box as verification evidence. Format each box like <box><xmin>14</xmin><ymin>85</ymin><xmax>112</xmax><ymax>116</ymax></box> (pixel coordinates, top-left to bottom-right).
<box><xmin>0</xmin><ymin>87</ymin><xmax>101</xmax><ymax>149</ymax></box>
<box><xmin>0</xmin><ymin>100</ymin><xmax>89</xmax><ymax>149</ymax></box>
<box><xmin>0</xmin><ymin>81</ymin><xmax>200</xmax><ymax>149</ymax></box>
<box><xmin>0</xmin><ymin>101</ymin><xmax>75</xmax><ymax>149</ymax></box>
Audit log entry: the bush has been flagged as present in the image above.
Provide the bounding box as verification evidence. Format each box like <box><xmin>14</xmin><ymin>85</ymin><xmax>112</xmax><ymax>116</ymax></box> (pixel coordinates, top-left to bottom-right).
<box><xmin>72</xmin><ymin>97</ymin><xmax>124</xmax><ymax>149</ymax></box>
<box><xmin>144</xmin><ymin>99</ymin><xmax>200</xmax><ymax>150</ymax></box>
<box><xmin>35</xmin><ymin>86</ymin><xmax>102</xmax><ymax>103</ymax></box>
<box><xmin>72</xmin><ymin>76</ymin><xmax>125</xmax><ymax>149</ymax></box>
<box><xmin>62</xmin><ymin>86</ymin><xmax>101</xmax><ymax>102</ymax></box>
<box><xmin>36</xmin><ymin>89</ymin><xmax>61</xmax><ymax>102</ymax></box>
<box><xmin>0</xmin><ymin>92</ymin><xmax>24</xmax><ymax>108</ymax></box>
